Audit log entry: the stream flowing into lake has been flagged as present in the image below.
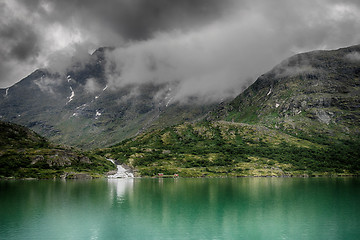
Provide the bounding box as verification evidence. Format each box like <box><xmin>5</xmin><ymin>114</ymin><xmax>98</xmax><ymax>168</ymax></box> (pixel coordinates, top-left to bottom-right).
<box><xmin>0</xmin><ymin>178</ymin><xmax>359</xmax><ymax>239</ymax></box>
<box><xmin>107</xmin><ymin>158</ymin><xmax>134</xmax><ymax>178</ymax></box>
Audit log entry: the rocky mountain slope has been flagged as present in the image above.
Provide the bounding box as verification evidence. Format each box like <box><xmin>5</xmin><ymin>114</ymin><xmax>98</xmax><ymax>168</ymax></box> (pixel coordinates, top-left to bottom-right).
<box><xmin>97</xmin><ymin>45</ymin><xmax>360</xmax><ymax>177</ymax></box>
<box><xmin>1</xmin><ymin>44</ymin><xmax>360</xmax><ymax>178</ymax></box>
<box><xmin>214</xmin><ymin>45</ymin><xmax>360</xmax><ymax>140</ymax></box>
<box><xmin>0</xmin><ymin>48</ymin><xmax>215</xmax><ymax>149</ymax></box>
<box><xmin>0</xmin><ymin>121</ymin><xmax>114</xmax><ymax>179</ymax></box>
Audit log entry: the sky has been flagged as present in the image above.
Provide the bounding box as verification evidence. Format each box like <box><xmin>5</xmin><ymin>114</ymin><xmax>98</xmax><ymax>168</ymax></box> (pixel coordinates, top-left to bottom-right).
<box><xmin>1</xmin><ymin>0</ymin><xmax>360</xmax><ymax>101</ymax></box>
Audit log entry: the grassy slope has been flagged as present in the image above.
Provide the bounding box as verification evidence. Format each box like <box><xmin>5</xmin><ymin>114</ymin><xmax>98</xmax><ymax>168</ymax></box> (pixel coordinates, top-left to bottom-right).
<box><xmin>219</xmin><ymin>45</ymin><xmax>360</xmax><ymax>140</ymax></box>
<box><xmin>0</xmin><ymin>121</ymin><xmax>115</xmax><ymax>179</ymax></box>
<box><xmin>95</xmin><ymin>46</ymin><xmax>360</xmax><ymax>177</ymax></box>
<box><xmin>4</xmin><ymin>46</ymin><xmax>360</xmax><ymax>178</ymax></box>
<box><xmin>96</xmin><ymin>121</ymin><xmax>360</xmax><ymax>177</ymax></box>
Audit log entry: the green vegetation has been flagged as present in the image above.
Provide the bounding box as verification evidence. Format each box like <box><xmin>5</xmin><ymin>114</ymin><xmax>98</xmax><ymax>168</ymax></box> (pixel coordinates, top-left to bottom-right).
<box><xmin>0</xmin><ymin>121</ymin><xmax>115</xmax><ymax>179</ymax></box>
<box><xmin>2</xmin><ymin>45</ymin><xmax>360</xmax><ymax>178</ymax></box>
<box><xmin>96</xmin><ymin>121</ymin><xmax>360</xmax><ymax>177</ymax></box>
<box><xmin>217</xmin><ymin>45</ymin><xmax>360</xmax><ymax>140</ymax></box>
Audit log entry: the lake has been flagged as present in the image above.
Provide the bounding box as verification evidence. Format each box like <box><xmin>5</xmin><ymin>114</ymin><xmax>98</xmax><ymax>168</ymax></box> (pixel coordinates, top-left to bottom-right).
<box><xmin>0</xmin><ymin>178</ymin><xmax>359</xmax><ymax>240</ymax></box>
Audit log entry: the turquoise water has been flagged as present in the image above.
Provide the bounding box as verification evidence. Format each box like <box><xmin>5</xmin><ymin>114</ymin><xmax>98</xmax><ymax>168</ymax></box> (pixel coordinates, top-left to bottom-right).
<box><xmin>0</xmin><ymin>178</ymin><xmax>359</xmax><ymax>240</ymax></box>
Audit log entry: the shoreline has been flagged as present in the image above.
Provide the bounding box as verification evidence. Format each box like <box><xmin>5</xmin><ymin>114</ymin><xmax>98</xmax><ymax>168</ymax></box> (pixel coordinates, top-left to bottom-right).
<box><xmin>1</xmin><ymin>173</ymin><xmax>359</xmax><ymax>181</ymax></box>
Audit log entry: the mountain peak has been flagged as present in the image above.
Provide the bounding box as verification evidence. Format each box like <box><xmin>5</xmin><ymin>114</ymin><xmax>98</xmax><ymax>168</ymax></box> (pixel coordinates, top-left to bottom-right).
<box><xmin>215</xmin><ymin>44</ymin><xmax>360</xmax><ymax>139</ymax></box>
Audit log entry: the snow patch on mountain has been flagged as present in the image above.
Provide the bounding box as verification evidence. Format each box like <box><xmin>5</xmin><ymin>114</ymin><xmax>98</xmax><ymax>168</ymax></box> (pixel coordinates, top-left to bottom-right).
<box><xmin>164</xmin><ymin>88</ymin><xmax>174</xmax><ymax>107</ymax></box>
<box><xmin>267</xmin><ymin>88</ymin><xmax>272</xmax><ymax>96</ymax></box>
<box><xmin>76</xmin><ymin>103</ymin><xmax>88</xmax><ymax>110</ymax></box>
<box><xmin>71</xmin><ymin>104</ymin><xmax>89</xmax><ymax>118</ymax></box>
<box><xmin>166</xmin><ymin>97</ymin><xmax>173</xmax><ymax>107</ymax></box>
<box><xmin>95</xmin><ymin>110</ymin><xmax>102</xmax><ymax>119</ymax></box>
<box><xmin>67</xmin><ymin>87</ymin><xmax>75</xmax><ymax>104</ymax></box>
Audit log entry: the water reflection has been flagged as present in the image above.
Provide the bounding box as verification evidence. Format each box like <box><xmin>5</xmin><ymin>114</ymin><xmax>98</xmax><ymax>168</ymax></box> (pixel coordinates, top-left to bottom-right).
<box><xmin>0</xmin><ymin>178</ymin><xmax>359</xmax><ymax>240</ymax></box>
<box><xmin>107</xmin><ymin>178</ymin><xmax>134</xmax><ymax>202</ymax></box>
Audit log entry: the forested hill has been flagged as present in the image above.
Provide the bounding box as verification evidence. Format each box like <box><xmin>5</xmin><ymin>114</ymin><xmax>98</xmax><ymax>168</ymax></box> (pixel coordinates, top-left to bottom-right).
<box><xmin>0</xmin><ymin>121</ymin><xmax>114</xmax><ymax>179</ymax></box>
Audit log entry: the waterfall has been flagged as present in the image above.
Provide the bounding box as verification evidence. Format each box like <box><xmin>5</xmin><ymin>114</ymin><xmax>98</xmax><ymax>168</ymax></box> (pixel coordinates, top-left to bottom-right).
<box><xmin>107</xmin><ymin>159</ymin><xmax>134</xmax><ymax>178</ymax></box>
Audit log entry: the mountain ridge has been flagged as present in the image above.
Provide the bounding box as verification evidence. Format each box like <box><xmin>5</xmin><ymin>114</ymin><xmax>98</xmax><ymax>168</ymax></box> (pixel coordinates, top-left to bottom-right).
<box><xmin>0</xmin><ymin>47</ymin><xmax>216</xmax><ymax>149</ymax></box>
<box><xmin>96</xmin><ymin>44</ymin><xmax>360</xmax><ymax>177</ymax></box>
<box><xmin>211</xmin><ymin>44</ymin><xmax>360</xmax><ymax>140</ymax></box>
<box><xmin>1</xmin><ymin>44</ymin><xmax>360</xmax><ymax>178</ymax></box>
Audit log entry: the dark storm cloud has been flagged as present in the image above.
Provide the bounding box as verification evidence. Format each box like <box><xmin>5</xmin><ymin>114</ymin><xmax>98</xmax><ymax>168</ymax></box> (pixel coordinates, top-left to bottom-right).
<box><xmin>102</xmin><ymin>0</ymin><xmax>360</xmax><ymax>103</ymax></box>
<box><xmin>0</xmin><ymin>21</ymin><xmax>40</xmax><ymax>61</ymax></box>
<box><xmin>16</xmin><ymin>0</ymin><xmax>236</xmax><ymax>41</ymax></box>
<box><xmin>0</xmin><ymin>0</ymin><xmax>360</xmax><ymax>101</ymax></box>
<box><xmin>0</xmin><ymin>0</ymin><xmax>236</xmax><ymax>87</ymax></box>
<box><xmin>0</xmin><ymin>2</ymin><xmax>42</xmax><ymax>86</ymax></box>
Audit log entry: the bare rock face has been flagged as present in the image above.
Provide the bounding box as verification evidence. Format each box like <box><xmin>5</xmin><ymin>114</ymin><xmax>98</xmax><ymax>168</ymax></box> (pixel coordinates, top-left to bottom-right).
<box><xmin>79</xmin><ymin>156</ymin><xmax>91</xmax><ymax>164</ymax></box>
<box><xmin>315</xmin><ymin>109</ymin><xmax>331</xmax><ymax>125</ymax></box>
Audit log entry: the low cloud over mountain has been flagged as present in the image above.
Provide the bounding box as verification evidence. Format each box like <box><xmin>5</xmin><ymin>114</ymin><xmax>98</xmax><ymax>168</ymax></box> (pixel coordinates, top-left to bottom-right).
<box><xmin>1</xmin><ymin>0</ymin><xmax>360</xmax><ymax>102</ymax></box>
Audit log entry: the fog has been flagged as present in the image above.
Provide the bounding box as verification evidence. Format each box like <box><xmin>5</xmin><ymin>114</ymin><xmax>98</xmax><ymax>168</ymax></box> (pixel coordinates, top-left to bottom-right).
<box><xmin>1</xmin><ymin>0</ymin><xmax>359</xmax><ymax>102</ymax></box>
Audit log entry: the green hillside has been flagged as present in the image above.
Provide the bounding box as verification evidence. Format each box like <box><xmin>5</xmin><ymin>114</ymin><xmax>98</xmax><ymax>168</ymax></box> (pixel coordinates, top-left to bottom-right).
<box><xmin>96</xmin><ymin>121</ymin><xmax>360</xmax><ymax>177</ymax></box>
<box><xmin>214</xmin><ymin>45</ymin><xmax>360</xmax><ymax>140</ymax></box>
<box><xmin>0</xmin><ymin>121</ymin><xmax>115</xmax><ymax>179</ymax></box>
<box><xmin>2</xmin><ymin>45</ymin><xmax>360</xmax><ymax>178</ymax></box>
<box><xmin>97</xmin><ymin>45</ymin><xmax>360</xmax><ymax>177</ymax></box>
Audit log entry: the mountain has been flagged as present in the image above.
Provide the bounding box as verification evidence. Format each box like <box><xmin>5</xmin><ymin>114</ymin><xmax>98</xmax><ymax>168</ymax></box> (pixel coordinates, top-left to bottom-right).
<box><xmin>2</xmin><ymin>44</ymin><xmax>360</xmax><ymax>177</ymax></box>
<box><xmin>0</xmin><ymin>121</ymin><xmax>114</xmax><ymax>179</ymax></box>
<box><xmin>0</xmin><ymin>48</ymin><xmax>215</xmax><ymax>149</ymax></box>
<box><xmin>214</xmin><ymin>45</ymin><xmax>360</xmax><ymax>140</ymax></box>
<box><xmin>97</xmin><ymin>45</ymin><xmax>360</xmax><ymax>177</ymax></box>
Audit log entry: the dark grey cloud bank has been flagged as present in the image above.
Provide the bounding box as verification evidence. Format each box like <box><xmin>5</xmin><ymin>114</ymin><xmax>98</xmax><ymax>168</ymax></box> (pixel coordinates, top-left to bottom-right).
<box><xmin>1</xmin><ymin>0</ymin><xmax>360</xmax><ymax>102</ymax></box>
<box><xmin>0</xmin><ymin>0</ymin><xmax>235</xmax><ymax>87</ymax></box>
<box><xmin>14</xmin><ymin>0</ymin><xmax>236</xmax><ymax>44</ymax></box>
<box><xmin>17</xmin><ymin>0</ymin><xmax>234</xmax><ymax>40</ymax></box>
